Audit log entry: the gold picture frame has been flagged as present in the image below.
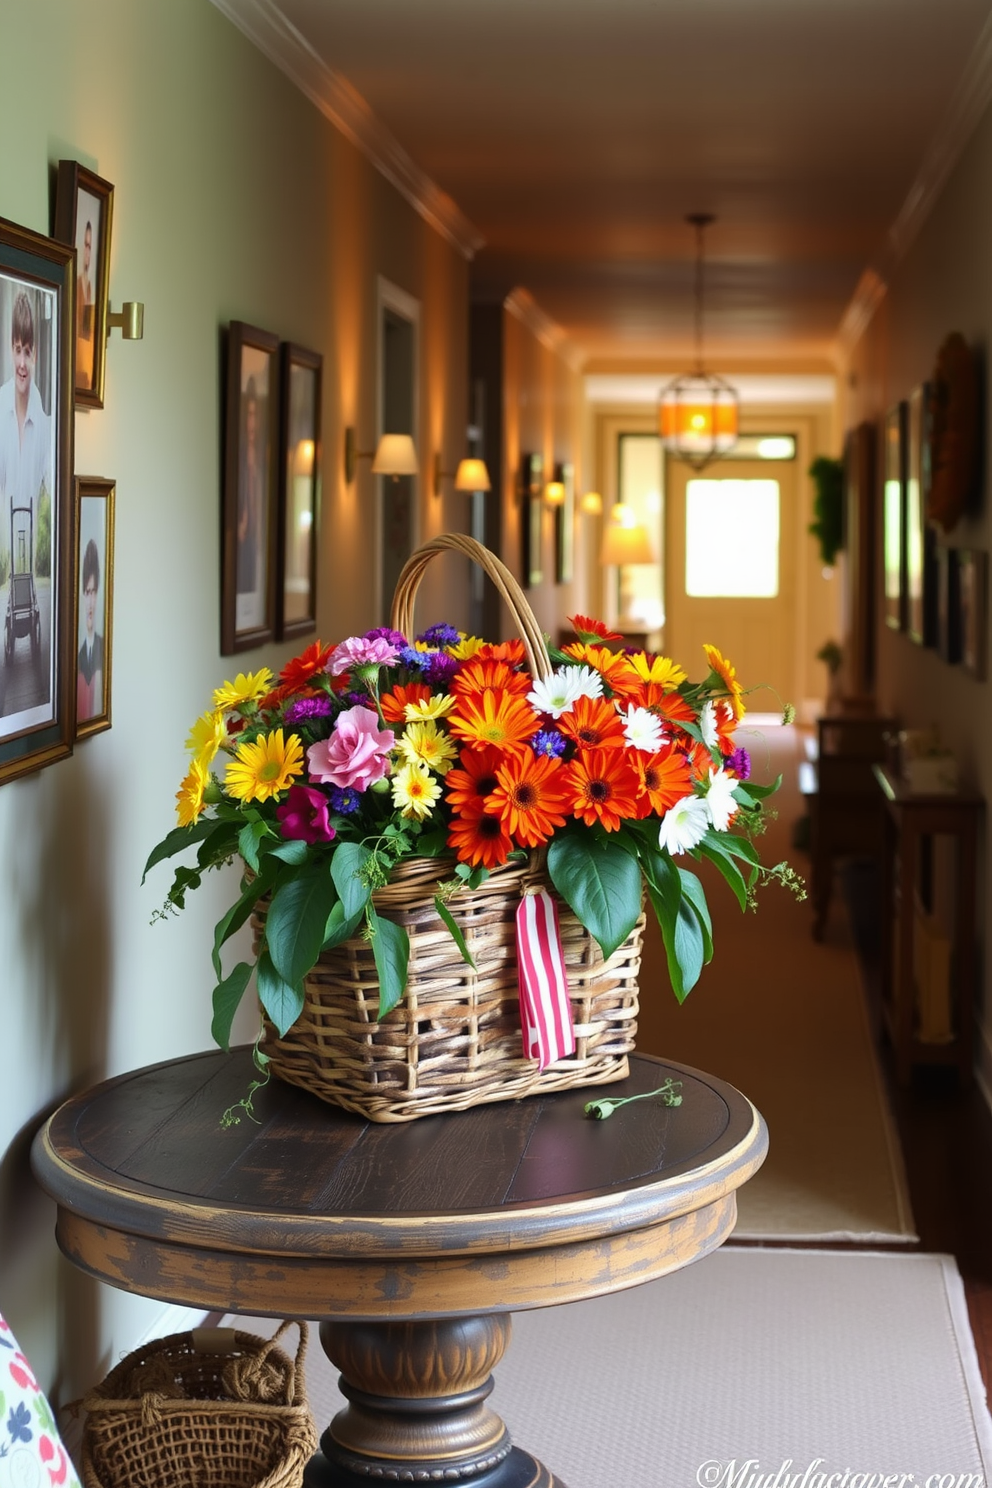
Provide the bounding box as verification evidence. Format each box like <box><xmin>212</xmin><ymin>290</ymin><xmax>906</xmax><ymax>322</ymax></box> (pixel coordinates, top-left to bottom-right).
<box><xmin>73</xmin><ymin>477</ymin><xmax>115</xmax><ymax>740</ymax></box>
<box><xmin>54</xmin><ymin>160</ymin><xmax>114</xmax><ymax>410</ymax></box>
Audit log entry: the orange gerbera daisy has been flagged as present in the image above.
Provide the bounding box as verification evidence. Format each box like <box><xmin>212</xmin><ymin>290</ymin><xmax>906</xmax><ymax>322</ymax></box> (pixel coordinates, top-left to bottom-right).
<box><xmin>381</xmin><ymin>681</ymin><xmax>432</xmax><ymax>723</ymax></box>
<box><xmin>451</xmin><ymin>657</ymin><xmax>531</xmax><ymax>697</ymax></box>
<box><xmin>558</xmin><ymin>695</ymin><xmax>626</xmax><ymax>751</ymax></box>
<box><xmin>566</xmin><ymin>613</ymin><xmax>623</xmax><ymax>644</ymax></box>
<box><xmin>492</xmin><ymin>751</ymin><xmax>573</xmax><ymax>848</ymax></box>
<box><xmin>633</xmin><ymin>745</ymin><xmax>694</xmax><ymax>818</ymax></box>
<box><xmin>714</xmin><ymin>699</ymin><xmax>737</xmax><ymax>756</ymax></box>
<box><xmin>448</xmin><ymin>690</ymin><xmax>539</xmax><ymax>753</ymax></box>
<box><xmin>567</xmin><ymin>749</ymin><xmax>642</xmax><ymax>831</ymax></box>
<box><xmin>654</xmin><ymin>688</ymin><xmax>697</xmax><ymax>727</ymax></box>
<box><xmin>703</xmin><ymin>643</ymin><xmax>745</xmax><ymax>721</ymax></box>
<box><xmin>560</xmin><ymin>642</ymin><xmax>643</xmax><ymax>703</ymax></box>
<box><xmin>447</xmin><ymin>799</ymin><xmax>514</xmax><ymax>869</ymax></box>
<box><xmin>474</xmin><ymin>638</ymin><xmax>527</xmax><ymax>666</ymax></box>
<box><xmin>279</xmin><ymin>640</ymin><xmax>332</xmax><ymax>689</ymax></box>
<box><xmin>444</xmin><ymin>745</ymin><xmax>503</xmax><ymax>812</ymax></box>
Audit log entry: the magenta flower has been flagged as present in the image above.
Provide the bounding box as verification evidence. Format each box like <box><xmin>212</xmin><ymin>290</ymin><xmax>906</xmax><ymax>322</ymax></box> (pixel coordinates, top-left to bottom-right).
<box><xmin>276</xmin><ymin>785</ymin><xmax>336</xmax><ymax>845</ymax></box>
<box><xmin>327</xmin><ymin>635</ymin><xmax>400</xmax><ymax>677</ymax></box>
<box><xmin>307</xmin><ymin>706</ymin><xmax>394</xmax><ymax>791</ymax></box>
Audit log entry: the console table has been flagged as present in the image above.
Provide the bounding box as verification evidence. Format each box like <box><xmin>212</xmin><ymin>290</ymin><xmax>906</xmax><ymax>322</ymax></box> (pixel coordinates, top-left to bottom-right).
<box><xmin>32</xmin><ymin>1048</ymin><xmax>766</xmax><ymax>1486</ymax></box>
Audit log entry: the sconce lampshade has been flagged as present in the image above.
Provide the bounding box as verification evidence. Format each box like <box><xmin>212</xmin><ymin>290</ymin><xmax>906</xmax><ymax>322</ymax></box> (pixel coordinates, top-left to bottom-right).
<box><xmin>600</xmin><ymin>520</ymin><xmax>655</xmax><ymax>567</ymax></box>
<box><xmin>454</xmin><ymin>458</ymin><xmax>491</xmax><ymax>492</ymax></box>
<box><xmin>372</xmin><ymin>434</ymin><xmax>419</xmax><ymax>477</ymax></box>
<box><xmin>580</xmin><ymin>491</ymin><xmax>603</xmax><ymax>515</ymax></box>
<box><xmin>544</xmin><ymin>480</ymin><xmax>566</xmax><ymax>506</ymax></box>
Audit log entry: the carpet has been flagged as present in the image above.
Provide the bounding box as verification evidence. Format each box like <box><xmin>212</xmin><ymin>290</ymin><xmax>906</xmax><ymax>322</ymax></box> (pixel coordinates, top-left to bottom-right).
<box><xmin>228</xmin><ymin>1249</ymin><xmax>992</xmax><ymax>1484</ymax></box>
<box><xmin>635</xmin><ymin>724</ymin><xmax>916</xmax><ymax>1243</ymax></box>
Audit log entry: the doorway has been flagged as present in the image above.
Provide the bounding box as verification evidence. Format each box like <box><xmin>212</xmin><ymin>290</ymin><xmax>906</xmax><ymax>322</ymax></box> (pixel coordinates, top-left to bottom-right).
<box><xmin>377</xmin><ymin>278</ymin><xmax>420</xmax><ymax>624</ymax></box>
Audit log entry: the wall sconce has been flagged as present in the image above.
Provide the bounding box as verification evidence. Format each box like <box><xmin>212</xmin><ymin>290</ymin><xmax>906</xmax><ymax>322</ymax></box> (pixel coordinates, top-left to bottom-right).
<box><xmin>544</xmin><ymin>480</ymin><xmax>565</xmax><ymax>506</ymax></box>
<box><xmin>580</xmin><ymin>491</ymin><xmax>603</xmax><ymax>515</ymax></box>
<box><xmin>106</xmin><ymin>301</ymin><xmax>144</xmax><ymax>341</ymax></box>
<box><xmin>433</xmin><ymin>454</ymin><xmax>491</xmax><ymax>497</ymax></box>
<box><xmin>344</xmin><ymin>429</ymin><xmax>418</xmax><ymax>483</ymax></box>
<box><xmin>294</xmin><ymin>438</ymin><xmax>315</xmax><ymax>478</ymax></box>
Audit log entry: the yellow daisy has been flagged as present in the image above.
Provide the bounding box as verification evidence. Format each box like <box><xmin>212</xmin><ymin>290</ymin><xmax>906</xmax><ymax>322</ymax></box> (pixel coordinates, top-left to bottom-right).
<box><xmin>391</xmin><ymin>760</ymin><xmax>442</xmax><ymax>820</ymax></box>
<box><xmin>447</xmin><ymin>635</ymin><xmax>484</xmax><ymax>660</ymax></box>
<box><xmin>703</xmin><ymin>644</ymin><xmax>745</xmax><ymax>721</ymax></box>
<box><xmin>628</xmin><ymin>653</ymin><xmax>687</xmax><ymax>690</ymax></box>
<box><xmin>403</xmin><ymin>693</ymin><xmax>456</xmax><ymax>722</ymax></box>
<box><xmin>185</xmin><ymin>709</ymin><xmax>227</xmax><ymax>768</ymax></box>
<box><xmin>176</xmin><ymin>759</ymin><xmax>209</xmax><ymax>827</ymax></box>
<box><xmin>396</xmin><ymin>719</ymin><xmax>459</xmax><ymax>774</ymax></box>
<box><xmin>224</xmin><ymin>729</ymin><xmax>304</xmax><ymax>803</ymax></box>
<box><xmin>212</xmin><ymin>668</ymin><xmax>274</xmax><ymax>712</ymax></box>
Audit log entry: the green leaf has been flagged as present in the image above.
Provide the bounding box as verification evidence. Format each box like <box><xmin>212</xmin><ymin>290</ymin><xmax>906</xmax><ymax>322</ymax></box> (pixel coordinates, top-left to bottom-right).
<box><xmin>415</xmin><ymin>829</ymin><xmax>450</xmax><ymax>857</ymax></box>
<box><xmin>709</xmin><ymin>830</ymin><xmax>761</xmax><ymax>870</ymax></box>
<box><xmin>331</xmin><ymin>841</ymin><xmax>373</xmax><ymax>919</ymax></box>
<box><xmin>257</xmin><ymin>949</ymin><xmax>305</xmax><ymax>1037</ymax></box>
<box><xmin>547</xmin><ymin>831</ymin><xmax>642</xmax><ymax>960</ymax></box>
<box><xmin>739</xmin><ymin>774</ymin><xmax>782</xmax><ymax>801</ymax></box>
<box><xmin>211</xmin><ymin>875</ymin><xmax>271</xmax><ymax>980</ymax></box>
<box><xmin>143</xmin><ymin>819</ymin><xmax>222</xmax><ymax>881</ymax></box>
<box><xmin>238</xmin><ymin>820</ymin><xmax>269</xmax><ymax>874</ymax></box>
<box><xmin>644</xmin><ymin>854</ymin><xmax>704</xmax><ymax>1004</ymax></box>
<box><xmin>322</xmin><ymin>899</ymin><xmax>366</xmax><ymax>950</ymax></box>
<box><xmin>211</xmin><ymin>961</ymin><xmax>254</xmax><ymax>1051</ymax></box>
<box><xmin>678</xmin><ymin>868</ymin><xmax>714</xmax><ymax>963</ymax></box>
<box><xmin>434</xmin><ymin>895</ymin><xmax>477</xmax><ymax>969</ymax></box>
<box><xmin>696</xmin><ymin>836</ymin><xmax>749</xmax><ymax>911</ymax></box>
<box><xmin>266</xmin><ymin>867</ymin><xmax>339</xmax><ymax>987</ymax></box>
<box><xmin>265</xmin><ymin>837</ymin><xmax>310</xmax><ymax>866</ymax></box>
<box><xmin>368</xmin><ymin>906</ymin><xmax>409</xmax><ymax>1017</ymax></box>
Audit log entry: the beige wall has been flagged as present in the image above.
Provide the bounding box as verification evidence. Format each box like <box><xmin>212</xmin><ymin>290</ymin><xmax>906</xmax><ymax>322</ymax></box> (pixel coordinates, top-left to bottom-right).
<box><xmin>0</xmin><ymin>0</ymin><xmax>469</xmax><ymax>1399</ymax></box>
<box><xmin>842</xmin><ymin>99</ymin><xmax>992</xmax><ymax>1091</ymax></box>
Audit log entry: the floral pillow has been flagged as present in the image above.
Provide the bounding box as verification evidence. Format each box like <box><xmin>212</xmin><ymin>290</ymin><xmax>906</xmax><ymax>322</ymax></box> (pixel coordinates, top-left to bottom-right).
<box><xmin>0</xmin><ymin>1313</ymin><xmax>81</xmax><ymax>1488</ymax></box>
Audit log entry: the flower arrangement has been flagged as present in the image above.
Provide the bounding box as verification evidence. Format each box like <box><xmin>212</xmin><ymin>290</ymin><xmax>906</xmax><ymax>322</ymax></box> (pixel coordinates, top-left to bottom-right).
<box><xmin>146</xmin><ymin>615</ymin><xmax>798</xmax><ymax>1061</ymax></box>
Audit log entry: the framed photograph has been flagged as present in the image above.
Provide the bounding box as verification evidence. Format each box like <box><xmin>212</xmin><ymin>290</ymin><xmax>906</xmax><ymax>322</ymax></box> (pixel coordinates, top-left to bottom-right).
<box><xmin>882</xmin><ymin>402</ymin><xmax>907</xmax><ymax>631</ymax></box>
<box><xmin>0</xmin><ymin>217</ymin><xmax>75</xmax><ymax>786</ymax></box>
<box><xmin>221</xmin><ymin>321</ymin><xmax>279</xmax><ymax>654</ymax></box>
<box><xmin>520</xmin><ymin>452</ymin><xmax>544</xmax><ymax>588</ymax></box>
<box><xmin>74</xmin><ymin>477</ymin><xmax>114</xmax><ymax>739</ymax></box>
<box><xmin>53</xmin><ymin>161</ymin><xmax>113</xmax><ymax>409</ymax></box>
<box><xmin>936</xmin><ymin>546</ymin><xmax>961</xmax><ymax>664</ymax></box>
<box><xmin>554</xmin><ymin>460</ymin><xmax>575</xmax><ymax>585</ymax></box>
<box><xmin>906</xmin><ymin>384</ymin><xmax>937</xmax><ymax>646</ymax></box>
<box><xmin>277</xmin><ymin>343</ymin><xmax>321</xmax><ymax>641</ymax></box>
<box><xmin>958</xmin><ymin>549</ymin><xmax>988</xmax><ymax>679</ymax></box>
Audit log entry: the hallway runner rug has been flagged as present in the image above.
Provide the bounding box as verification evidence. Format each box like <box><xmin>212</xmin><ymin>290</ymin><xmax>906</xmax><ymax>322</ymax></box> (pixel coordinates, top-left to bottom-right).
<box><xmin>236</xmin><ymin>1249</ymin><xmax>992</xmax><ymax>1486</ymax></box>
<box><xmin>636</xmin><ymin>723</ymin><xmax>916</xmax><ymax>1242</ymax></box>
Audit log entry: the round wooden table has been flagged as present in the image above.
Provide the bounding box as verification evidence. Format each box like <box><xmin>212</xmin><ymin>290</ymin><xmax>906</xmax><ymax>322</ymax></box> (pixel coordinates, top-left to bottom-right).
<box><xmin>32</xmin><ymin>1048</ymin><xmax>766</xmax><ymax>1486</ymax></box>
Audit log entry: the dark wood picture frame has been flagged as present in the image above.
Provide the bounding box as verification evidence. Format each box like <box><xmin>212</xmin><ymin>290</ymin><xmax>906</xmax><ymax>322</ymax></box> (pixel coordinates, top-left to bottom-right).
<box><xmin>520</xmin><ymin>452</ymin><xmax>544</xmax><ymax>589</ymax></box>
<box><xmin>221</xmin><ymin>321</ymin><xmax>279</xmax><ymax>655</ymax></box>
<box><xmin>958</xmin><ymin>548</ymin><xmax>988</xmax><ymax>680</ymax></box>
<box><xmin>276</xmin><ymin>343</ymin><xmax>321</xmax><ymax>641</ymax></box>
<box><xmin>936</xmin><ymin>545</ymin><xmax>962</xmax><ymax>664</ymax></box>
<box><xmin>554</xmin><ymin>460</ymin><xmax>575</xmax><ymax>585</ymax></box>
<box><xmin>906</xmin><ymin>384</ymin><xmax>937</xmax><ymax>646</ymax></box>
<box><xmin>53</xmin><ymin>160</ymin><xmax>113</xmax><ymax>410</ymax></box>
<box><xmin>73</xmin><ymin>476</ymin><xmax>114</xmax><ymax>740</ymax></box>
<box><xmin>883</xmin><ymin>402</ymin><xmax>907</xmax><ymax>631</ymax></box>
<box><xmin>0</xmin><ymin>216</ymin><xmax>75</xmax><ymax>785</ymax></box>
<box><xmin>843</xmin><ymin>421</ymin><xmax>876</xmax><ymax>697</ymax></box>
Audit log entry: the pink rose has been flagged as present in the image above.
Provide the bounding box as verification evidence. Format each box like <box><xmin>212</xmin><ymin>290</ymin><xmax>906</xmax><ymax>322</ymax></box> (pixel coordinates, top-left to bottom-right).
<box><xmin>276</xmin><ymin>784</ymin><xmax>336</xmax><ymax>845</ymax></box>
<box><xmin>307</xmin><ymin>706</ymin><xmax>394</xmax><ymax>791</ymax></box>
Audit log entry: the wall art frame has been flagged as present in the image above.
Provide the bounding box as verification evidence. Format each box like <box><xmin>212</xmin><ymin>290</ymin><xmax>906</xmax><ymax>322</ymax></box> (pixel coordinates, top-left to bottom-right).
<box><xmin>906</xmin><ymin>384</ymin><xmax>938</xmax><ymax>646</ymax></box>
<box><xmin>73</xmin><ymin>476</ymin><xmax>114</xmax><ymax>740</ymax></box>
<box><xmin>882</xmin><ymin>401</ymin><xmax>907</xmax><ymax>631</ymax></box>
<box><xmin>958</xmin><ymin>548</ymin><xmax>988</xmax><ymax>680</ymax></box>
<box><xmin>221</xmin><ymin>320</ymin><xmax>280</xmax><ymax>655</ymax></box>
<box><xmin>554</xmin><ymin>459</ymin><xmax>575</xmax><ymax>586</ymax></box>
<box><xmin>0</xmin><ymin>215</ymin><xmax>75</xmax><ymax>786</ymax></box>
<box><xmin>936</xmin><ymin>545</ymin><xmax>962</xmax><ymax>665</ymax></box>
<box><xmin>53</xmin><ymin>160</ymin><xmax>113</xmax><ymax>410</ymax></box>
<box><xmin>520</xmin><ymin>452</ymin><xmax>544</xmax><ymax>589</ymax></box>
<box><xmin>277</xmin><ymin>342</ymin><xmax>322</xmax><ymax>641</ymax></box>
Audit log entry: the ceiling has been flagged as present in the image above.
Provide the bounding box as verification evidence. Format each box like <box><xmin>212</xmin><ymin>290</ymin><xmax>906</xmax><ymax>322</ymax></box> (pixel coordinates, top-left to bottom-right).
<box><xmin>218</xmin><ymin>0</ymin><xmax>992</xmax><ymax>368</ymax></box>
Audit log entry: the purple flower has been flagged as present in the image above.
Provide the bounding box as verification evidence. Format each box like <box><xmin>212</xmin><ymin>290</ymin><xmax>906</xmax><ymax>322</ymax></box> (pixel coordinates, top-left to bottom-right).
<box><xmin>422</xmin><ymin>652</ymin><xmax>459</xmax><ymax>686</ymax></box>
<box><xmin>276</xmin><ymin>784</ymin><xmax>336</xmax><ymax>845</ymax></box>
<box><xmin>365</xmin><ymin>626</ymin><xmax>407</xmax><ymax>649</ymax></box>
<box><xmin>344</xmin><ymin>691</ymin><xmax>369</xmax><ymax>708</ymax></box>
<box><xmin>532</xmin><ymin>729</ymin><xmax>567</xmax><ymax>758</ymax></box>
<box><xmin>327</xmin><ymin>634</ymin><xmax>400</xmax><ymax>676</ymax></box>
<box><xmin>329</xmin><ymin>785</ymin><xmax>361</xmax><ymax>814</ymax></box>
<box><xmin>284</xmin><ymin>696</ymin><xmax>334</xmax><ymax>725</ymax></box>
<box><xmin>728</xmin><ymin>747</ymin><xmax>751</xmax><ymax>782</ymax></box>
<box><xmin>418</xmin><ymin>622</ymin><xmax>461</xmax><ymax>647</ymax></box>
<box><xmin>400</xmin><ymin>646</ymin><xmax>429</xmax><ymax>670</ymax></box>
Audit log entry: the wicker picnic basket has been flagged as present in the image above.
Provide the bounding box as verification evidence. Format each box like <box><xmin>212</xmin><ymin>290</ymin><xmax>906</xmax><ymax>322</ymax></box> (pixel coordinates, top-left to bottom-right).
<box><xmin>259</xmin><ymin>534</ymin><xmax>643</xmax><ymax>1122</ymax></box>
<box><xmin>80</xmin><ymin>1321</ymin><xmax>317</xmax><ymax>1488</ymax></box>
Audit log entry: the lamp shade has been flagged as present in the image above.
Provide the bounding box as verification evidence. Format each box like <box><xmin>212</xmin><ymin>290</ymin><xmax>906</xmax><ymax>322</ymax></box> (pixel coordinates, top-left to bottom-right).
<box><xmin>600</xmin><ymin>521</ymin><xmax>655</xmax><ymax>566</ymax></box>
<box><xmin>544</xmin><ymin>480</ymin><xmax>565</xmax><ymax>506</ymax></box>
<box><xmin>580</xmin><ymin>490</ymin><xmax>603</xmax><ymax>515</ymax></box>
<box><xmin>372</xmin><ymin>433</ymin><xmax>419</xmax><ymax>476</ymax></box>
<box><xmin>454</xmin><ymin>458</ymin><xmax>491</xmax><ymax>492</ymax></box>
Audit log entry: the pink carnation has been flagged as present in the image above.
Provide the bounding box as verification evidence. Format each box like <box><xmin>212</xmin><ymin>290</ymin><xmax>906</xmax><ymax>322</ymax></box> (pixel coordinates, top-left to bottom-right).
<box><xmin>307</xmin><ymin>706</ymin><xmax>394</xmax><ymax>791</ymax></box>
<box><xmin>327</xmin><ymin>635</ymin><xmax>400</xmax><ymax>676</ymax></box>
<box><xmin>276</xmin><ymin>785</ymin><xmax>336</xmax><ymax>845</ymax></box>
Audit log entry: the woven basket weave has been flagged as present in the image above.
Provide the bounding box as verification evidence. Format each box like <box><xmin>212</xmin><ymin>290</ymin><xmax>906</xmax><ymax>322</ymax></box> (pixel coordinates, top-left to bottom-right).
<box><xmin>260</xmin><ymin>534</ymin><xmax>642</xmax><ymax>1122</ymax></box>
<box><xmin>80</xmin><ymin>1321</ymin><xmax>317</xmax><ymax>1488</ymax></box>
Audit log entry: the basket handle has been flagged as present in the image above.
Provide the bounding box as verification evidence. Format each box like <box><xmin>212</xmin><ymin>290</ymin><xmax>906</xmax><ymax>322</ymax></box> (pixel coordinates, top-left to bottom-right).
<box><xmin>257</xmin><ymin>1318</ymin><xmax>309</xmax><ymax>1402</ymax></box>
<box><xmin>390</xmin><ymin>533</ymin><xmax>553</xmax><ymax>681</ymax></box>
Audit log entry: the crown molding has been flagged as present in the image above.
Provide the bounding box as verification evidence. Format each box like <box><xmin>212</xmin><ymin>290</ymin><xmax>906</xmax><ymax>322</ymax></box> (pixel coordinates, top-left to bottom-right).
<box><xmin>503</xmin><ymin>288</ymin><xmax>585</xmax><ymax>371</ymax></box>
<box><xmin>837</xmin><ymin>267</ymin><xmax>888</xmax><ymax>358</ymax></box>
<box><xmin>210</xmin><ymin>0</ymin><xmax>484</xmax><ymax>260</ymax></box>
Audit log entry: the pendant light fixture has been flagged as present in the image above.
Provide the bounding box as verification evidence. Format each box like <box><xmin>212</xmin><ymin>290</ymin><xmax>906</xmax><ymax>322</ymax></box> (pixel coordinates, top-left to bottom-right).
<box><xmin>658</xmin><ymin>213</ymin><xmax>738</xmax><ymax>471</ymax></box>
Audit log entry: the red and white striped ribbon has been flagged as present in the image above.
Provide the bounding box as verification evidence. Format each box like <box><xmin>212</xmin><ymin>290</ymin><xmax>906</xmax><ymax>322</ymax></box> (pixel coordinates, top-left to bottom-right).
<box><xmin>515</xmin><ymin>889</ymin><xmax>575</xmax><ymax>1071</ymax></box>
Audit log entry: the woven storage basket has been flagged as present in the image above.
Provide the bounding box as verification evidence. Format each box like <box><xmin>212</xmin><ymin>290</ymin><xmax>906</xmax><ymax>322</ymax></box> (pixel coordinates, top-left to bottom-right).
<box><xmin>80</xmin><ymin>1322</ymin><xmax>317</xmax><ymax>1488</ymax></box>
<box><xmin>260</xmin><ymin>533</ymin><xmax>642</xmax><ymax>1122</ymax></box>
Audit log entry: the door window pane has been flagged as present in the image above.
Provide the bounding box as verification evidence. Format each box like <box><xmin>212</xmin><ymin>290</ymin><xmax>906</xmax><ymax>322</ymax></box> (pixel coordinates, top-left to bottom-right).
<box><xmin>685</xmin><ymin>479</ymin><xmax>780</xmax><ymax>597</ymax></box>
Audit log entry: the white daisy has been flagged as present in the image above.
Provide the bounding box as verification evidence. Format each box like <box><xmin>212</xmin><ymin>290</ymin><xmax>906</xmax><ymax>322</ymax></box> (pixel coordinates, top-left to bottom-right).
<box><xmin>528</xmin><ymin>664</ymin><xmax>601</xmax><ymax>719</ymax></box>
<box><xmin>620</xmin><ymin>704</ymin><xmax>664</xmax><ymax>753</ymax></box>
<box><xmin>658</xmin><ymin>795</ymin><xmax>710</xmax><ymax>855</ymax></box>
<box><xmin>699</xmin><ymin>699</ymin><xmax>719</xmax><ymax>750</ymax></box>
<box><xmin>705</xmin><ymin>766</ymin><xmax>739</xmax><ymax>832</ymax></box>
<box><xmin>569</xmin><ymin>665</ymin><xmax>604</xmax><ymax>702</ymax></box>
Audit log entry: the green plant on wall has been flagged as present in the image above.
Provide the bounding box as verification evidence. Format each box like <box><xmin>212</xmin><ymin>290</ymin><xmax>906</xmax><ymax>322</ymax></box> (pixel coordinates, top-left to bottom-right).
<box><xmin>808</xmin><ymin>456</ymin><xmax>844</xmax><ymax>566</ymax></box>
